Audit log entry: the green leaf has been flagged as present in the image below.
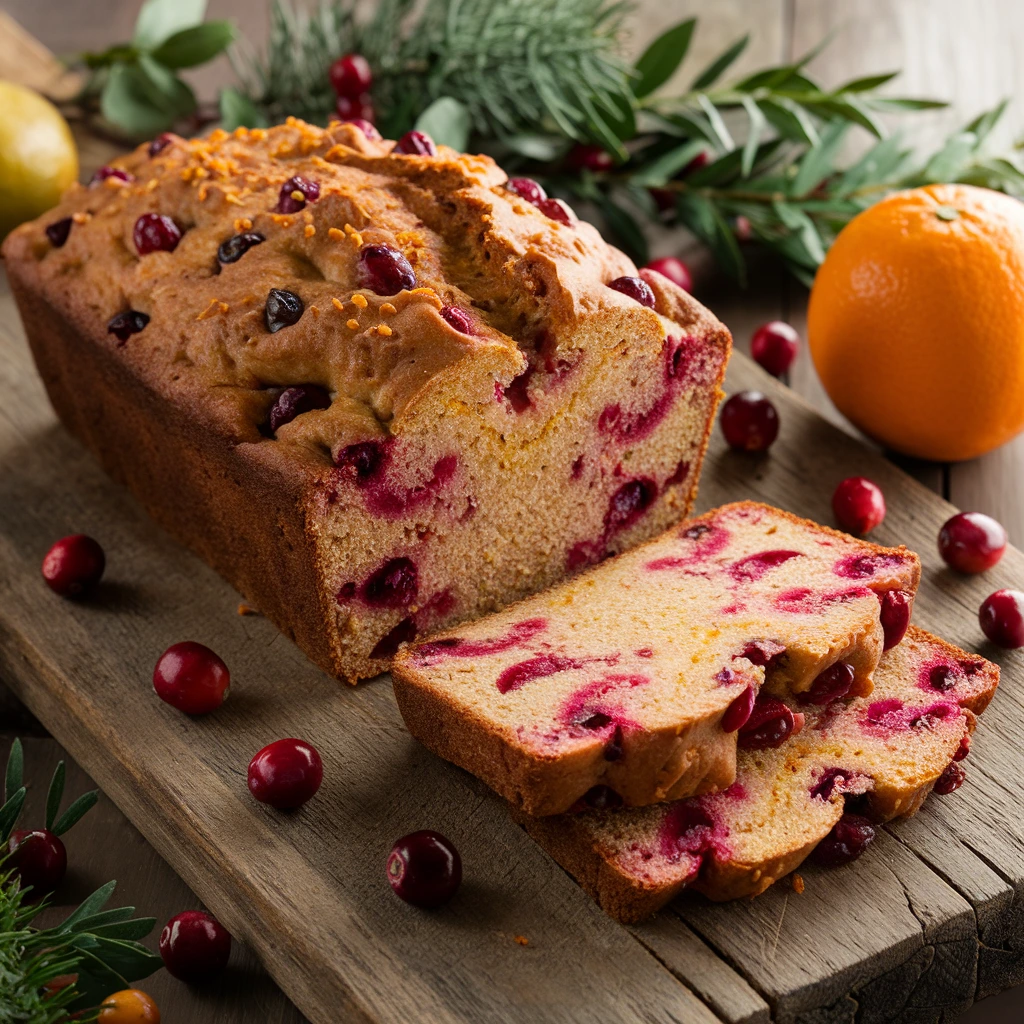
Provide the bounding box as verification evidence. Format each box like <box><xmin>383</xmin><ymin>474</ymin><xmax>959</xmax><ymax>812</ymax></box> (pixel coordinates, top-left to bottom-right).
<box><xmin>0</xmin><ymin>787</ymin><xmax>25</xmax><ymax>842</ymax></box>
<box><xmin>151</xmin><ymin>21</ymin><xmax>235</xmax><ymax>69</ymax></box>
<box><xmin>833</xmin><ymin>133</ymin><xmax>912</xmax><ymax>196</ymax></box>
<box><xmin>634</xmin><ymin>18</ymin><xmax>695</xmax><ymax>98</ymax></box>
<box><xmin>58</xmin><ymin>881</ymin><xmax>116</xmax><ymax>933</ymax></box>
<box><xmin>806</xmin><ymin>95</ymin><xmax>886</xmax><ymax>138</ymax></box>
<box><xmin>415</xmin><ymin>96</ymin><xmax>471</xmax><ymax>152</ymax></box>
<box><xmin>86</xmin><ymin>918</ymin><xmax>158</xmax><ymax>942</ymax></box>
<box><xmin>865</xmin><ymin>97</ymin><xmax>948</xmax><ymax>112</ymax></box>
<box><xmin>836</xmin><ymin>71</ymin><xmax>899</xmax><ymax>92</ymax></box>
<box><xmin>631</xmin><ymin>139</ymin><xmax>706</xmax><ymax>187</ymax></box>
<box><xmin>965</xmin><ymin>99</ymin><xmax>1010</xmax><ymax>143</ymax></box>
<box><xmin>219</xmin><ymin>87</ymin><xmax>268</xmax><ymax>130</ymax></box>
<box><xmin>922</xmin><ymin>131</ymin><xmax>979</xmax><ymax>181</ymax></box>
<box><xmin>760</xmin><ymin>97</ymin><xmax>820</xmax><ymax>146</ymax></box>
<box><xmin>772</xmin><ymin>201</ymin><xmax>826</xmax><ymax>264</ymax></box>
<box><xmin>688</xmin><ymin>138</ymin><xmax>783</xmax><ymax>187</ymax></box>
<box><xmin>501</xmin><ymin>134</ymin><xmax>567</xmax><ymax>162</ymax></box>
<box><xmin>696</xmin><ymin>93</ymin><xmax>734</xmax><ymax>151</ymax></box>
<box><xmin>52</xmin><ymin>791</ymin><xmax>98</xmax><ymax>837</ymax></box>
<box><xmin>691</xmin><ymin>34</ymin><xmax>749</xmax><ymax>90</ymax></box>
<box><xmin>45</xmin><ymin>760</ymin><xmax>65</xmax><ymax>831</ymax></box>
<box><xmin>676</xmin><ymin>192</ymin><xmax>745</xmax><ymax>283</ymax></box>
<box><xmin>5</xmin><ymin>739</ymin><xmax>23</xmax><ymax>803</ymax></box>
<box><xmin>598</xmin><ymin>196</ymin><xmax>649</xmax><ymax>265</ymax></box>
<box><xmin>740</xmin><ymin>96</ymin><xmax>766</xmax><ymax>178</ymax></box>
<box><xmin>134</xmin><ymin>0</ymin><xmax>207</xmax><ymax>50</ymax></box>
<box><xmin>67</xmin><ymin>907</ymin><xmax>137</xmax><ymax>933</ymax></box>
<box><xmin>137</xmin><ymin>54</ymin><xmax>197</xmax><ymax>118</ymax></box>
<box><xmin>101</xmin><ymin>64</ymin><xmax>176</xmax><ymax>136</ymax></box>
<box><xmin>790</xmin><ymin>120</ymin><xmax>849</xmax><ymax>197</ymax></box>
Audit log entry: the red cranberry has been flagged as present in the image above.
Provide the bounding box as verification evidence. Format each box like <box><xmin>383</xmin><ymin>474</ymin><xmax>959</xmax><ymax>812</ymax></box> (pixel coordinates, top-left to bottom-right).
<box><xmin>343</xmin><ymin>117</ymin><xmax>381</xmax><ymax>140</ymax></box>
<box><xmin>568</xmin><ymin>144</ymin><xmax>614</xmax><ymax>172</ymax></box>
<box><xmin>394</xmin><ymin>130</ymin><xmax>437</xmax><ymax>156</ymax></box>
<box><xmin>91</xmin><ymin>165</ymin><xmax>133</xmax><ymax>185</ymax></box>
<box><xmin>370</xmin><ymin>617</ymin><xmax>418</xmax><ymax>659</ymax></box>
<box><xmin>750</xmin><ymin>321</ymin><xmax>799</xmax><ymax>376</ymax></box>
<box><xmin>218</xmin><ymin>231</ymin><xmax>265</xmax><ymax>264</ymax></box>
<box><xmin>934</xmin><ymin>761</ymin><xmax>966</xmax><ymax>795</ymax></box>
<box><xmin>536</xmin><ymin>198</ymin><xmax>576</xmax><ymax>225</ymax></box>
<box><xmin>650</xmin><ymin>188</ymin><xmax>675</xmax><ymax>214</ymax></box>
<box><xmin>269</xmin><ymin>384</ymin><xmax>331</xmax><ymax>432</ymax></box>
<box><xmin>720</xmin><ymin>391</ymin><xmax>779</xmax><ymax>452</ymax></box>
<box><xmin>248</xmin><ymin>738</ymin><xmax>323</xmax><ymax>809</ymax></box>
<box><xmin>46</xmin><ymin>217</ymin><xmax>72</xmax><ymax>247</ymax></box>
<box><xmin>276</xmin><ymin>175</ymin><xmax>320</xmax><ymax>214</ymax></box>
<box><xmin>363</xmin><ymin>557</ymin><xmax>418</xmax><ymax>608</ymax></box>
<box><xmin>939</xmin><ymin>512</ymin><xmax>1008</xmax><ymax>573</ymax></box>
<box><xmin>439</xmin><ymin>305</ymin><xmax>475</xmax><ymax>334</ymax></box>
<box><xmin>979</xmin><ymin>589</ymin><xmax>1024</xmax><ymax>648</ymax></box>
<box><xmin>928</xmin><ymin>664</ymin><xmax>958</xmax><ymax>692</ymax></box>
<box><xmin>148</xmin><ymin>133</ymin><xmax>174</xmax><ymax>157</ymax></box>
<box><xmin>264</xmin><ymin>288</ymin><xmax>305</xmax><ymax>332</ymax></box>
<box><xmin>159</xmin><ymin>910</ymin><xmax>231</xmax><ymax>983</ymax></box>
<box><xmin>953</xmin><ymin>733</ymin><xmax>971</xmax><ymax>761</ymax></box>
<box><xmin>107</xmin><ymin>310</ymin><xmax>150</xmax><ymax>344</ymax></box>
<box><xmin>811</xmin><ymin>813</ymin><xmax>876</xmax><ymax>867</ymax></box>
<box><xmin>879</xmin><ymin>589</ymin><xmax>912</xmax><ymax>651</ymax></box>
<box><xmin>133</xmin><ymin>213</ymin><xmax>181</xmax><ymax>255</ymax></box>
<box><xmin>387</xmin><ymin>830</ymin><xmax>462</xmax><ymax>908</ymax></box>
<box><xmin>721</xmin><ymin>684</ymin><xmax>755</xmax><ymax>732</ymax></box>
<box><xmin>335</xmin><ymin>93</ymin><xmax>375</xmax><ymax>124</ymax></box>
<box><xmin>42</xmin><ymin>534</ymin><xmax>105</xmax><ymax>597</ymax></box>
<box><xmin>832</xmin><ymin>477</ymin><xmax>886</xmax><ymax>535</ymax></box>
<box><xmin>737</xmin><ymin>696</ymin><xmax>795</xmax><ymax>749</ymax></box>
<box><xmin>335</xmin><ymin>440</ymin><xmax>386</xmax><ymax>482</ymax></box>
<box><xmin>8</xmin><ymin>828</ymin><xmax>67</xmax><ymax>895</ymax></box>
<box><xmin>329</xmin><ymin>53</ymin><xmax>373</xmax><ymax>97</ymax></box>
<box><xmin>505</xmin><ymin>177</ymin><xmax>547</xmax><ymax>205</ymax></box>
<box><xmin>805</xmin><ymin>662</ymin><xmax>855</xmax><ymax>705</ymax></box>
<box><xmin>359</xmin><ymin>244</ymin><xmax>416</xmax><ymax>294</ymax></box>
<box><xmin>153</xmin><ymin>642</ymin><xmax>230</xmax><ymax>715</ymax></box>
<box><xmin>605</xmin><ymin>479</ymin><xmax>657</xmax><ymax>534</ymax></box>
<box><xmin>738</xmin><ymin>638</ymin><xmax>786</xmax><ymax>668</ymax></box>
<box><xmin>683</xmin><ymin>151</ymin><xmax>709</xmax><ymax>175</ymax></box>
<box><xmin>607</xmin><ymin>276</ymin><xmax>656</xmax><ymax>309</ymax></box>
<box><xmin>734</xmin><ymin>215</ymin><xmax>753</xmax><ymax>241</ymax></box>
<box><xmin>644</xmin><ymin>256</ymin><xmax>692</xmax><ymax>292</ymax></box>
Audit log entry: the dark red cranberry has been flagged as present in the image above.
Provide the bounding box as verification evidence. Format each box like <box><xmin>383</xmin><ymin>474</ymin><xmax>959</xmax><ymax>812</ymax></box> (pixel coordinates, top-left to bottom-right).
<box><xmin>269</xmin><ymin>384</ymin><xmax>331</xmax><ymax>432</ymax></box>
<box><xmin>343</xmin><ymin>117</ymin><xmax>381</xmax><ymax>140</ymax></box>
<box><xmin>810</xmin><ymin>767</ymin><xmax>853</xmax><ymax>801</ymax></box>
<box><xmin>335</xmin><ymin>93</ymin><xmax>375</xmax><ymax>124</ymax></box>
<box><xmin>750</xmin><ymin>321</ymin><xmax>799</xmax><ymax>376</ymax></box>
<box><xmin>683</xmin><ymin>151</ymin><xmax>710</xmax><ymax>175</ymax></box>
<box><xmin>276</xmin><ymin>175</ymin><xmax>320</xmax><ymax>214</ymax></box>
<box><xmin>536</xmin><ymin>198</ymin><xmax>576</xmax><ymax>225</ymax></box>
<box><xmin>934</xmin><ymin>761</ymin><xmax>966</xmax><ymax>795</ymax></box>
<box><xmin>805</xmin><ymin>662</ymin><xmax>855</xmax><ymax>705</ymax></box>
<box><xmin>91</xmin><ymin>165</ymin><xmax>133</xmax><ymax>185</ymax></box>
<box><xmin>248</xmin><ymin>738</ymin><xmax>323</xmax><ymax>809</ymax></box>
<box><xmin>264</xmin><ymin>288</ymin><xmax>304</xmax><ymax>333</ymax></box>
<box><xmin>41</xmin><ymin>534</ymin><xmax>105</xmax><ymax>597</ymax></box>
<box><xmin>650</xmin><ymin>188</ymin><xmax>675</xmax><ymax>214</ymax></box>
<box><xmin>980</xmin><ymin>589</ymin><xmax>1024</xmax><ymax>648</ymax></box>
<box><xmin>329</xmin><ymin>53</ymin><xmax>373</xmax><ymax>97</ymax></box>
<box><xmin>928</xmin><ymin>664</ymin><xmax>958</xmax><ymax>692</ymax></box>
<box><xmin>387</xmin><ymin>830</ymin><xmax>462</xmax><ymax>908</ymax></box>
<box><xmin>370</xmin><ymin>617</ymin><xmax>417</xmax><ymax>659</ymax></box>
<box><xmin>335</xmin><ymin>440</ymin><xmax>386</xmax><ymax>482</ymax></box>
<box><xmin>607</xmin><ymin>276</ymin><xmax>656</xmax><ymax>309</ymax></box>
<box><xmin>505</xmin><ymin>177</ymin><xmax>547</xmax><ymax>205</ymax></box>
<box><xmin>45</xmin><ymin>217</ymin><xmax>72</xmax><ymax>247</ymax></box>
<box><xmin>363</xmin><ymin>557</ymin><xmax>418</xmax><ymax>608</ymax></box>
<box><xmin>812</xmin><ymin>813</ymin><xmax>876</xmax><ymax>867</ymax></box>
<box><xmin>148</xmin><ymin>133</ymin><xmax>174</xmax><ymax>157</ymax></box>
<box><xmin>153</xmin><ymin>641</ymin><xmax>230</xmax><ymax>715</ymax></box>
<box><xmin>218</xmin><ymin>231</ymin><xmax>265</xmax><ymax>264</ymax></box>
<box><xmin>605</xmin><ymin>479</ymin><xmax>657</xmax><ymax>534</ymax></box>
<box><xmin>939</xmin><ymin>512</ymin><xmax>1008</xmax><ymax>573</ymax></box>
<box><xmin>737</xmin><ymin>696</ymin><xmax>795</xmax><ymax>749</ymax></box>
<box><xmin>568</xmin><ymin>144</ymin><xmax>614</xmax><ymax>172</ymax></box>
<box><xmin>359</xmin><ymin>243</ymin><xmax>416</xmax><ymax>295</ymax></box>
<box><xmin>721</xmin><ymin>684</ymin><xmax>755</xmax><ymax>732</ymax></box>
<box><xmin>107</xmin><ymin>310</ymin><xmax>150</xmax><ymax>344</ymax></box>
<box><xmin>720</xmin><ymin>391</ymin><xmax>779</xmax><ymax>452</ymax></box>
<box><xmin>133</xmin><ymin>213</ymin><xmax>181</xmax><ymax>255</ymax></box>
<box><xmin>832</xmin><ymin>476</ymin><xmax>886</xmax><ymax>535</ymax></box>
<box><xmin>439</xmin><ymin>305</ymin><xmax>475</xmax><ymax>334</ymax></box>
<box><xmin>159</xmin><ymin>910</ymin><xmax>231</xmax><ymax>983</ymax></box>
<box><xmin>8</xmin><ymin>829</ymin><xmax>67</xmax><ymax>895</ymax></box>
<box><xmin>734</xmin><ymin>215</ymin><xmax>753</xmax><ymax>241</ymax></box>
<box><xmin>644</xmin><ymin>256</ymin><xmax>692</xmax><ymax>292</ymax></box>
<box><xmin>953</xmin><ymin>733</ymin><xmax>971</xmax><ymax>761</ymax></box>
<box><xmin>394</xmin><ymin>130</ymin><xmax>437</xmax><ymax>156</ymax></box>
<box><xmin>738</xmin><ymin>639</ymin><xmax>786</xmax><ymax>668</ymax></box>
<box><xmin>879</xmin><ymin>590</ymin><xmax>912</xmax><ymax>651</ymax></box>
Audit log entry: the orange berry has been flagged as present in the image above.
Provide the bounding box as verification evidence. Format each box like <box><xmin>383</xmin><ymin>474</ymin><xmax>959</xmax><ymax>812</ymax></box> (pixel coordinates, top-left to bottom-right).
<box><xmin>98</xmin><ymin>989</ymin><xmax>160</xmax><ymax>1024</ymax></box>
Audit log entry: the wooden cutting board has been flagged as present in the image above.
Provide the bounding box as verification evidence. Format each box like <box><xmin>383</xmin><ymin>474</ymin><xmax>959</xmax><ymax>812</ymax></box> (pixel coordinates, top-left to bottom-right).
<box><xmin>1</xmin><ymin>263</ymin><xmax>1022</xmax><ymax>1024</ymax></box>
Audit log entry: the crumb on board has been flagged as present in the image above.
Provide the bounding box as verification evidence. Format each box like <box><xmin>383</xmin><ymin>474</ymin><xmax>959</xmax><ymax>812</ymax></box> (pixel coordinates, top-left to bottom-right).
<box><xmin>513</xmin><ymin>935</ymin><xmax>529</xmax><ymax>946</ymax></box>
<box><xmin>238</xmin><ymin>603</ymin><xmax>260</xmax><ymax>616</ymax></box>
<box><xmin>790</xmin><ymin>873</ymin><xmax>805</xmax><ymax>894</ymax></box>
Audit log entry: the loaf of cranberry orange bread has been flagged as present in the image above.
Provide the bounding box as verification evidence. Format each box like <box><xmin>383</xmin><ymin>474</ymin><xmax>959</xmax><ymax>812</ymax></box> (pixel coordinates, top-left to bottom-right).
<box><xmin>391</xmin><ymin>502</ymin><xmax>921</xmax><ymax>816</ymax></box>
<box><xmin>519</xmin><ymin>626</ymin><xmax>997</xmax><ymax>923</ymax></box>
<box><xmin>2</xmin><ymin>119</ymin><xmax>730</xmax><ymax>682</ymax></box>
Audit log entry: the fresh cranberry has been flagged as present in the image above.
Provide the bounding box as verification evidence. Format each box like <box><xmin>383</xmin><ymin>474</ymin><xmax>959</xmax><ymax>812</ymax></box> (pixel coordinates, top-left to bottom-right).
<box><xmin>737</xmin><ymin>696</ymin><xmax>795</xmax><ymax>749</ymax></box>
<box><xmin>269</xmin><ymin>384</ymin><xmax>331</xmax><ymax>432</ymax></box>
<box><xmin>953</xmin><ymin>733</ymin><xmax>971</xmax><ymax>761</ymax></box>
<box><xmin>133</xmin><ymin>213</ymin><xmax>181</xmax><ymax>255</ymax></box>
<box><xmin>734</xmin><ymin>215</ymin><xmax>753</xmax><ymax>241</ymax></box>
<box><xmin>536</xmin><ymin>198</ymin><xmax>576</xmax><ymax>225</ymax></box>
<box><xmin>750</xmin><ymin>321</ymin><xmax>799</xmax><ymax>376</ymax></box>
<box><xmin>335</xmin><ymin>93</ymin><xmax>375</xmax><ymax>124</ymax></box>
<box><xmin>568</xmin><ymin>144</ymin><xmax>614</xmax><ymax>172</ymax></box>
<box><xmin>644</xmin><ymin>256</ymin><xmax>692</xmax><ymax>292</ymax></box>
<box><xmin>979</xmin><ymin>589</ymin><xmax>1024</xmax><ymax>648</ymax></box>
<box><xmin>607</xmin><ymin>276</ymin><xmax>656</xmax><ymax>309</ymax></box>
<box><xmin>45</xmin><ymin>217</ymin><xmax>72</xmax><ymax>248</ymax></box>
<box><xmin>605</xmin><ymin>479</ymin><xmax>657</xmax><ymax>534</ymax></box>
<box><xmin>343</xmin><ymin>117</ymin><xmax>381</xmax><ymax>140</ymax></box>
<box><xmin>159</xmin><ymin>910</ymin><xmax>231</xmax><ymax>983</ymax></box>
<box><xmin>148</xmin><ymin>133</ymin><xmax>174</xmax><ymax>157</ymax></box>
<box><xmin>939</xmin><ymin>512</ymin><xmax>1008</xmax><ymax>573</ymax></box>
<box><xmin>363</xmin><ymin>557</ymin><xmax>418</xmax><ymax>608</ymax></box>
<box><xmin>879</xmin><ymin>590</ymin><xmax>912</xmax><ymax>650</ymax></box>
<box><xmin>217</xmin><ymin>231</ymin><xmax>265</xmax><ymax>264</ymax></box>
<box><xmin>832</xmin><ymin>476</ymin><xmax>886</xmax><ymax>535</ymax></box>
<box><xmin>934</xmin><ymin>761</ymin><xmax>966</xmax><ymax>795</ymax></box>
<box><xmin>804</xmin><ymin>662</ymin><xmax>855</xmax><ymax>705</ymax></box>
<box><xmin>505</xmin><ymin>177</ymin><xmax>547</xmax><ymax>205</ymax></box>
<box><xmin>387</xmin><ymin>830</ymin><xmax>462</xmax><ymax>908</ymax></box>
<box><xmin>264</xmin><ymin>288</ymin><xmax>304</xmax><ymax>333</ymax></box>
<box><xmin>650</xmin><ymin>188</ymin><xmax>675</xmax><ymax>214</ymax></box>
<box><xmin>439</xmin><ymin>305</ymin><xmax>475</xmax><ymax>334</ymax></box>
<box><xmin>720</xmin><ymin>391</ymin><xmax>779</xmax><ymax>452</ymax></box>
<box><xmin>248</xmin><ymin>738</ymin><xmax>323</xmax><ymax>809</ymax></box>
<box><xmin>329</xmin><ymin>53</ymin><xmax>373</xmax><ymax>97</ymax></box>
<box><xmin>928</xmin><ymin>664</ymin><xmax>958</xmax><ymax>692</ymax></box>
<box><xmin>335</xmin><ymin>440</ymin><xmax>386</xmax><ymax>481</ymax></box>
<box><xmin>276</xmin><ymin>175</ymin><xmax>320</xmax><ymax>214</ymax></box>
<box><xmin>359</xmin><ymin>243</ymin><xmax>416</xmax><ymax>294</ymax></box>
<box><xmin>683</xmin><ymin>151</ymin><xmax>709</xmax><ymax>175</ymax></box>
<box><xmin>394</xmin><ymin>130</ymin><xmax>437</xmax><ymax>156</ymax></box>
<box><xmin>41</xmin><ymin>534</ymin><xmax>105</xmax><ymax>597</ymax></box>
<box><xmin>739</xmin><ymin>639</ymin><xmax>786</xmax><ymax>668</ymax></box>
<box><xmin>8</xmin><ymin>829</ymin><xmax>67</xmax><ymax>895</ymax></box>
<box><xmin>153</xmin><ymin>642</ymin><xmax>230</xmax><ymax>715</ymax></box>
<box><xmin>812</xmin><ymin>813</ymin><xmax>876</xmax><ymax>867</ymax></box>
<box><xmin>91</xmin><ymin>165</ymin><xmax>133</xmax><ymax>185</ymax></box>
<box><xmin>721</xmin><ymin>684</ymin><xmax>755</xmax><ymax>732</ymax></box>
<box><xmin>107</xmin><ymin>310</ymin><xmax>150</xmax><ymax>344</ymax></box>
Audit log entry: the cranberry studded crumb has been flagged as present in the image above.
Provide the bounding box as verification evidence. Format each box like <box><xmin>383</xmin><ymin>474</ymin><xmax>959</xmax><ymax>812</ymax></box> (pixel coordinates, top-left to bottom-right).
<box><xmin>979</xmin><ymin>589</ymin><xmax>1024</xmax><ymax>648</ymax></box>
<box><xmin>387</xmin><ymin>830</ymin><xmax>462</xmax><ymax>908</ymax></box>
<box><xmin>721</xmin><ymin>683</ymin><xmax>756</xmax><ymax>732</ymax></box>
<box><xmin>737</xmin><ymin>696</ymin><xmax>795</xmax><ymax>749</ymax></box>
<box><xmin>439</xmin><ymin>305</ymin><xmax>475</xmax><ymax>334</ymax></box>
<box><xmin>8</xmin><ymin>828</ymin><xmax>67</xmax><ymax>895</ymax></box>
<box><xmin>750</xmin><ymin>320</ymin><xmax>799</xmax><ymax>377</ymax></box>
<box><xmin>153</xmin><ymin>642</ymin><xmax>230</xmax><ymax>715</ymax></box>
<box><xmin>343</xmin><ymin>117</ymin><xmax>381</xmax><ymax>140</ymax></box>
<box><xmin>269</xmin><ymin>384</ymin><xmax>332</xmax><ymax>432</ymax></box>
<box><xmin>41</xmin><ymin>534</ymin><xmax>105</xmax><ymax>597</ymax></box>
<box><xmin>107</xmin><ymin>311</ymin><xmax>150</xmax><ymax>344</ymax></box>
<box><xmin>159</xmin><ymin>911</ymin><xmax>231</xmax><ymax>983</ymax></box>
<box><xmin>90</xmin><ymin>166</ymin><xmax>133</xmax><ymax>186</ymax></box>
<box><xmin>505</xmin><ymin>177</ymin><xmax>547</xmax><ymax>205</ymax></box>
<box><xmin>720</xmin><ymin>391</ymin><xmax>779</xmax><ymax>452</ymax></box>
<box><xmin>358</xmin><ymin>243</ymin><xmax>416</xmax><ymax>295</ymax></box>
<box><xmin>607</xmin><ymin>276</ymin><xmax>656</xmax><ymax>309</ymax></box>
<box><xmin>275</xmin><ymin>175</ymin><xmax>320</xmax><ymax>214</ymax></box>
<box><xmin>832</xmin><ymin>476</ymin><xmax>886</xmax><ymax>535</ymax></box>
<box><xmin>394</xmin><ymin>130</ymin><xmax>437</xmax><ymax>156</ymax></box>
<box><xmin>45</xmin><ymin>217</ymin><xmax>72</xmax><ymax>248</ymax></box>
<box><xmin>644</xmin><ymin>256</ymin><xmax>692</xmax><ymax>292</ymax></box>
<box><xmin>536</xmin><ymin>197</ymin><xmax>577</xmax><ymax>226</ymax></box>
<box><xmin>133</xmin><ymin>213</ymin><xmax>181</xmax><ymax>255</ymax></box>
<box><xmin>247</xmin><ymin>738</ymin><xmax>324</xmax><ymax>809</ymax></box>
<box><xmin>804</xmin><ymin>662</ymin><xmax>855</xmax><ymax>705</ymax></box>
<box><xmin>218</xmin><ymin>231</ymin><xmax>265</xmax><ymax>264</ymax></box>
<box><xmin>148</xmin><ymin>133</ymin><xmax>174</xmax><ymax>157</ymax></box>
<box><xmin>938</xmin><ymin>512</ymin><xmax>1008</xmax><ymax>573</ymax></box>
<box><xmin>264</xmin><ymin>288</ymin><xmax>305</xmax><ymax>333</ymax></box>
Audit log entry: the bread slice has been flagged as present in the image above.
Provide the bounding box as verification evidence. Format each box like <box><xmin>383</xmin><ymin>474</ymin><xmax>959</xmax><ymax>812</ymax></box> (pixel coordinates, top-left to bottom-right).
<box><xmin>518</xmin><ymin>626</ymin><xmax>998</xmax><ymax>922</ymax></box>
<box><xmin>392</xmin><ymin>502</ymin><xmax>921</xmax><ymax>815</ymax></box>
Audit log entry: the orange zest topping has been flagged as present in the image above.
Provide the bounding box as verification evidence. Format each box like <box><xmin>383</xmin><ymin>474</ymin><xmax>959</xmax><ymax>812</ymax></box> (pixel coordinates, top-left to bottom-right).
<box><xmin>328</xmin><ymin>227</ymin><xmax>345</xmax><ymax>241</ymax></box>
<box><xmin>351</xmin><ymin>293</ymin><xmax>368</xmax><ymax>309</ymax></box>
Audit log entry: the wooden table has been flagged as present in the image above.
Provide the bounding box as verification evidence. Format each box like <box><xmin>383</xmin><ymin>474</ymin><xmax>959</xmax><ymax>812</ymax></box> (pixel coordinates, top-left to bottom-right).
<box><xmin>2</xmin><ymin>1</ymin><xmax>1023</xmax><ymax>1021</ymax></box>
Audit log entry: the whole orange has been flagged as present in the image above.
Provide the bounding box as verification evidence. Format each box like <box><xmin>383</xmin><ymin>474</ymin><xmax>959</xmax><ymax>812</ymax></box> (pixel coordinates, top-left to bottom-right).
<box><xmin>98</xmin><ymin>988</ymin><xmax>160</xmax><ymax>1024</ymax></box>
<box><xmin>807</xmin><ymin>183</ymin><xmax>1024</xmax><ymax>461</ymax></box>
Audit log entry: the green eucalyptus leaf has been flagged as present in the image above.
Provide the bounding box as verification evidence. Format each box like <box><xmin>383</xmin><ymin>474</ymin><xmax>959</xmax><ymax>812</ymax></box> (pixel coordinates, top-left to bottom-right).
<box><xmin>134</xmin><ymin>0</ymin><xmax>207</xmax><ymax>50</ymax></box>
<box><xmin>415</xmin><ymin>96</ymin><xmax>471</xmax><ymax>152</ymax></box>
<box><xmin>791</xmin><ymin>121</ymin><xmax>849</xmax><ymax>197</ymax></box>
<box><xmin>501</xmin><ymin>134</ymin><xmax>567</xmax><ymax>162</ymax></box>
<box><xmin>219</xmin><ymin>88</ymin><xmax>269</xmax><ymax>130</ymax></box>
<box><xmin>676</xmin><ymin>192</ymin><xmax>745</xmax><ymax>283</ymax></box>
<box><xmin>58</xmin><ymin>881</ymin><xmax>117</xmax><ymax>933</ymax></box>
<box><xmin>67</xmin><ymin>907</ymin><xmax>137</xmax><ymax>933</ymax></box>
<box><xmin>806</xmin><ymin>95</ymin><xmax>886</xmax><ymax>138</ymax></box>
<box><xmin>101</xmin><ymin>64</ymin><xmax>176</xmax><ymax>136</ymax></box>
<box><xmin>833</xmin><ymin>133</ymin><xmax>912</xmax><ymax>196</ymax></box>
<box><xmin>631</xmin><ymin>139</ymin><xmax>706</xmax><ymax>187</ymax></box>
<box><xmin>771</xmin><ymin>201</ymin><xmax>827</xmax><ymax>264</ymax></box>
<box><xmin>922</xmin><ymin>131</ymin><xmax>979</xmax><ymax>181</ymax></box>
<box><xmin>836</xmin><ymin>71</ymin><xmax>899</xmax><ymax>92</ymax></box>
<box><xmin>691</xmin><ymin>34</ymin><xmax>749</xmax><ymax>90</ymax></box>
<box><xmin>597</xmin><ymin>196</ymin><xmax>649</xmax><ymax>264</ymax></box>
<box><xmin>864</xmin><ymin>96</ymin><xmax>948</xmax><ymax>112</ymax></box>
<box><xmin>634</xmin><ymin>18</ymin><xmax>695</xmax><ymax>99</ymax></box>
<box><xmin>760</xmin><ymin>97</ymin><xmax>819</xmax><ymax>146</ymax></box>
<box><xmin>151</xmin><ymin>21</ymin><xmax>236</xmax><ymax>69</ymax></box>
<box><xmin>740</xmin><ymin>95</ymin><xmax>765</xmax><ymax>178</ymax></box>
<box><xmin>52</xmin><ymin>791</ymin><xmax>98</xmax><ymax>837</ymax></box>
<box><xmin>137</xmin><ymin>54</ymin><xmax>197</xmax><ymax>118</ymax></box>
<box><xmin>696</xmin><ymin>93</ymin><xmax>734</xmax><ymax>151</ymax></box>
<box><xmin>964</xmin><ymin>99</ymin><xmax>1010</xmax><ymax>142</ymax></box>
<box><xmin>0</xmin><ymin>787</ymin><xmax>26</xmax><ymax>842</ymax></box>
<box><xmin>86</xmin><ymin>918</ymin><xmax>158</xmax><ymax>942</ymax></box>
<box><xmin>5</xmin><ymin>739</ymin><xmax>23</xmax><ymax>803</ymax></box>
<box><xmin>45</xmin><ymin>760</ymin><xmax>65</xmax><ymax>831</ymax></box>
